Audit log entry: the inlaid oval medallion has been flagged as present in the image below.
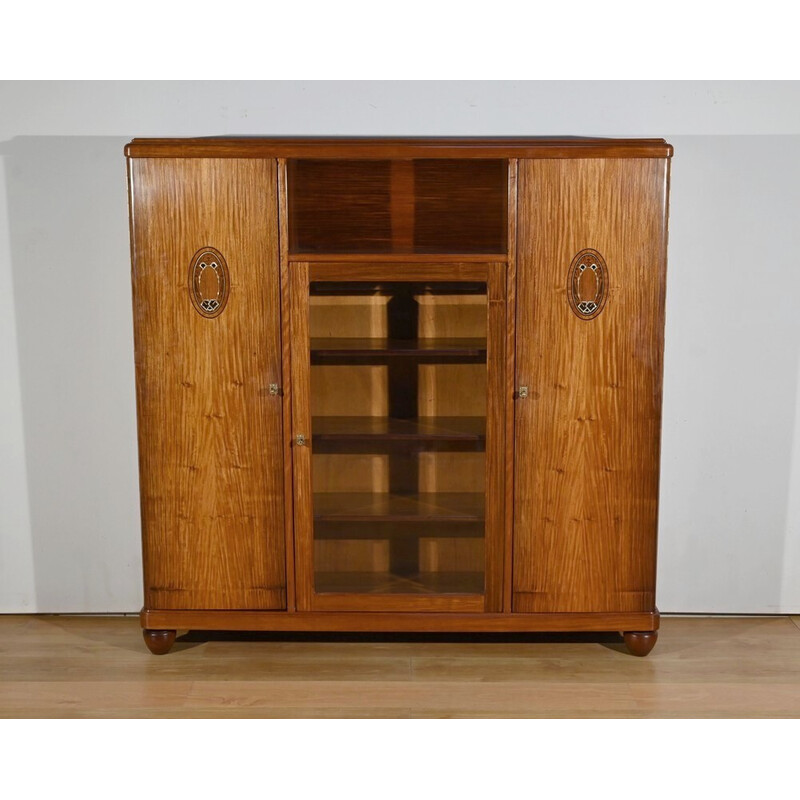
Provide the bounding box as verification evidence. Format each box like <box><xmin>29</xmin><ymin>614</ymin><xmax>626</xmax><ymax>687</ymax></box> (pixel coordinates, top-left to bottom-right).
<box><xmin>189</xmin><ymin>247</ymin><xmax>229</xmax><ymax>318</ymax></box>
<box><xmin>568</xmin><ymin>249</ymin><xmax>608</xmax><ymax>320</ymax></box>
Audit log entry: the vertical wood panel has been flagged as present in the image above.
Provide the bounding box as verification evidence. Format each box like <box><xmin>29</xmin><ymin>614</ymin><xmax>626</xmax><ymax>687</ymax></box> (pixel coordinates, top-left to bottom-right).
<box><xmin>289</xmin><ymin>262</ymin><xmax>314</xmax><ymax>611</ymax></box>
<box><xmin>484</xmin><ymin>262</ymin><xmax>506</xmax><ymax>612</ymax></box>
<box><xmin>130</xmin><ymin>158</ymin><xmax>286</xmax><ymax>610</ymax></box>
<box><xmin>390</xmin><ymin>161</ymin><xmax>415</xmax><ymax>252</ymax></box>
<box><xmin>503</xmin><ymin>159</ymin><xmax>518</xmax><ymax>613</ymax></box>
<box><xmin>513</xmin><ymin>158</ymin><xmax>668</xmax><ymax>613</ymax></box>
<box><xmin>278</xmin><ymin>158</ymin><xmax>297</xmax><ymax>612</ymax></box>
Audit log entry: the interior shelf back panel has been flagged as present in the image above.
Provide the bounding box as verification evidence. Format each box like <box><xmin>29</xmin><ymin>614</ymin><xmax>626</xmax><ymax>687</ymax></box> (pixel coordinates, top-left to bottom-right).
<box><xmin>288</xmin><ymin>159</ymin><xmax>508</xmax><ymax>255</ymax></box>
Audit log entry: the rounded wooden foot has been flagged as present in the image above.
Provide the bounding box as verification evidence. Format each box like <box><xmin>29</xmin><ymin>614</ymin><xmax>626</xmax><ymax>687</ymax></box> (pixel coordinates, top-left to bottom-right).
<box><xmin>143</xmin><ymin>629</ymin><xmax>177</xmax><ymax>655</ymax></box>
<box><xmin>623</xmin><ymin>630</ymin><xmax>658</xmax><ymax>657</ymax></box>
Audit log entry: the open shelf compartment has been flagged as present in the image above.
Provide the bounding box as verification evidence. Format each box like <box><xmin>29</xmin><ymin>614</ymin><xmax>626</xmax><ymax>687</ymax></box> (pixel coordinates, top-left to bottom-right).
<box><xmin>288</xmin><ymin>159</ymin><xmax>508</xmax><ymax>255</ymax></box>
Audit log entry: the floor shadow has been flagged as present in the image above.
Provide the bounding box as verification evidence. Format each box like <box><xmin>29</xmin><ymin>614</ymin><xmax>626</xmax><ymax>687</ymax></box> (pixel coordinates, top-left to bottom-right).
<box><xmin>176</xmin><ymin>630</ymin><xmax>625</xmax><ymax>646</ymax></box>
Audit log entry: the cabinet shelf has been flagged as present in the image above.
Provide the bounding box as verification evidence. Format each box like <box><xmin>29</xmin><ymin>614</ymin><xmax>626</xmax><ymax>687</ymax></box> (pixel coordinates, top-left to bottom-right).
<box><xmin>310</xmin><ymin>337</ymin><xmax>486</xmax><ymax>364</ymax></box>
<box><xmin>293</xmin><ymin>253</ymin><xmax>507</xmax><ymax>263</ymax></box>
<box><xmin>314</xmin><ymin>571</ymin><xmax>484</xmax><ymax>595</ymax></box>
<box><xmin>312</xmin><ymin>416</ymin><xmax>486</xmax><ymax>453</ymax></box>
<box><xmin>313</xmin><ymin>492</ymin><xmax>485</xmax><ymax>523</ymax></box>
<box><xmin>309</xmin><ymin>280</ymin><xmax>488</xmax><ymax>296</ymax></box>
<box><xmin>313</xmin><ymin>520</ymin><xmax>484</xmax><ymax>540</ymax></box>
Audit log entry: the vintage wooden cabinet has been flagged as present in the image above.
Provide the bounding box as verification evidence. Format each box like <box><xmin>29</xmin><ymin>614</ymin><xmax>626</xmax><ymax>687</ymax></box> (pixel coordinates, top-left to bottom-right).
<box><xmin>126</xmin><ymin>137</ymin><xmax>671</xmax><ymax>656</ymax></box>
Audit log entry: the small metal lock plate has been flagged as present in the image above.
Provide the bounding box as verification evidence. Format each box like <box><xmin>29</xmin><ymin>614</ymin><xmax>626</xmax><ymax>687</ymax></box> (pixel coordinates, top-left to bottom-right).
<box><xmin>269</xmin><ymin>383</ymin><xmax>280</xmax><ymax>396</ymax></box>
<box><xmin>295</xmin><ymin>434</ymin><xmax>307</xmax><ymax>446</ymax></box>
<box><xmin>518</xmin><ymin>386</ymin><xmax>529</xmax><ymax>399</ymax></box>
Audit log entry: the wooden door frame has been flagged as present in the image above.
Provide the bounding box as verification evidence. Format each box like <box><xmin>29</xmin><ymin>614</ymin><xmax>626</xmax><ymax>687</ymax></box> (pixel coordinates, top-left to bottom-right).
<box><xmin>289</xmin><ymin>260</ymin><xmax>506</xmax><ymax>613</ymax></box>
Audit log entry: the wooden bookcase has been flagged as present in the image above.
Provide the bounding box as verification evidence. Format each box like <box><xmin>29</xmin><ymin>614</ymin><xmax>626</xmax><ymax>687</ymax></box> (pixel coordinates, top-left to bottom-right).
<box><xmin>126</xmin><ymin>137</ymin><xmax>672</xmax><ymax>656</ymax></box>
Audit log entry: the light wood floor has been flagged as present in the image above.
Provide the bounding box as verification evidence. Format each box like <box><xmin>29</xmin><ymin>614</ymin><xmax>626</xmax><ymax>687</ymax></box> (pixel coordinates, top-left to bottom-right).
<box><xmin>1</xmin><ymin>615</ymin><xmax>798</xmax><ymax>717</ymax></box>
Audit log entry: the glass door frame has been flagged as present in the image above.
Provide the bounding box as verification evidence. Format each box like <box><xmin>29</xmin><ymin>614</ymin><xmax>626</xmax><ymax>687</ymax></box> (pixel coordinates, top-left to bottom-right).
<box><xmin>290</xmin><ymin>259</ymin><xmax>506</xmax><ymax>613</ymax></box>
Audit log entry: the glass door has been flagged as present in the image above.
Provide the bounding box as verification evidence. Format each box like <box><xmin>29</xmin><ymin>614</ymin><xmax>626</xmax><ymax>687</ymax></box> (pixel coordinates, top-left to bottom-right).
<box><xmin>291</xmin><ymin>262</ymin><xmax>505</xmax><ymax>612</ymax></box>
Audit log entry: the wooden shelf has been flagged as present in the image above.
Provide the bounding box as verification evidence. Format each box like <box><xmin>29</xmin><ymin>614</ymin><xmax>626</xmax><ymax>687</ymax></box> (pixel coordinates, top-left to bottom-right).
<box><xmin>309</xmin><ymin>280</ymin><xmax>488</xmax><ymax>295</ymax></box>
<box><xmin>313</xmin><ymin>492</ymin><xmax>485</xmax><ymax>523</ymax></box>
<box><xmin>313</xmin><ymin>416</ymin><xmax>485</xmax><ymax>441</ymax></box>
<box><xmin>310</xmin><ymin>337</ymin><xmax>486</xmax><ymax>363</ymax></box>
<box><xmin>313</xmin><ymin>520</ymin><xmax>484</xmax><ymax>540</ymax></box>
<box><xmin>292</xmin><ymin>253</ymin><xmax>507</xmax><ymax>263</ymax></box>
<box><xmin>314</xmin><ymin>571</ymin><xmax>484</xmax><ymax>595</ymax></box>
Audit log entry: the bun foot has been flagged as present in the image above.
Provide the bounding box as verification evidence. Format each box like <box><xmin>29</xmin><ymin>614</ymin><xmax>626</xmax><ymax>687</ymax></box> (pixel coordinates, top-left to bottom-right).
<box><xmin>143</xmin><ymin>629</ymin><xmax>177</xmax><ymax>655</ymax></box>
<box><xmin>623</xmin><ymin>630</ymin><xmax>658</xmax><ymax>656</ymax></box>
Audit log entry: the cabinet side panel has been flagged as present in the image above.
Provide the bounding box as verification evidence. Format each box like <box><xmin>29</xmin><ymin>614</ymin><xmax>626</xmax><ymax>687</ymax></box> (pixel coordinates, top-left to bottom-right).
<box><xmin>513</xmin><ymin>158</ymin><xmax>668</xmax><ymax>613</ymax></box>
<box><xmin>130</xmin><ymin>158</ymin><xmax>286</xmax><ymax>610</ymax></box>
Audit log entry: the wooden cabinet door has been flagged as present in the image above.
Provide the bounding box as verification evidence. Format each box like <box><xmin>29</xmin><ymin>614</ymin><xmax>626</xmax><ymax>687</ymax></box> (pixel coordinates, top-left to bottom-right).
<box><xmin>512</xmin><ymin>158</ymin><xmax>669</xmax><ymax>613</ymax></box>
<box><xmin>130</xmin><ymin>158</ymin><xmax>286</xmax><ymax>610</ymax></box>
<box><xmin>289</xmin><ymin>262</ymin><xmax>507</xmax><ymax>613</ymax></box>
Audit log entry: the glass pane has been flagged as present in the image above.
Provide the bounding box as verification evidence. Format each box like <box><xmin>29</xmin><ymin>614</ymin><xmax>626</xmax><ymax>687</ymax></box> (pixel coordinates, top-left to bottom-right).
<box><xmin>309</xmin><ymin>281</ymin><xmax>488</xmax><ymax>596</ymax></box>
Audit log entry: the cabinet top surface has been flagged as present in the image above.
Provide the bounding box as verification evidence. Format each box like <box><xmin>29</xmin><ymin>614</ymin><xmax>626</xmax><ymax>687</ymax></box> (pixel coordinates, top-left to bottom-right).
<box><xmin>125</xmin><ymin>136</ymin><xmax>673</xmax><ymax>159</ymax></box>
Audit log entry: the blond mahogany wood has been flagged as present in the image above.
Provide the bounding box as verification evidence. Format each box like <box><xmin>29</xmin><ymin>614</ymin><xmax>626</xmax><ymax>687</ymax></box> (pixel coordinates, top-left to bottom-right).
<box><xmin>278</xmin><ymin>158</ymin><xmax>297</xmax><ymax>612</ymax></box>
<box><xmin>290</xmin><ymin>262</ymin><xmax>314</xmax><ymax>611</ymax></box>
<box><xmin>290</xmin><ymin>260</ymin><xmax>506</xmax><ymax>614</ymax></box>
<box><xmin>390</xmin><ymin>160</ymin><xmax>415</xmax><ymax>252</ymax></box>
<box><xmin>129</xmin><ymin>158</ymin><xmax>286</xmax><ymax>610</ymax></box>
<box><xmin>512</xmin><ymin>158</ymin><xmax>669</xmax><ymax>614</ymax></box>
<box><xmin>141</xmin><ymin>608</ymin><xmax>659</xmax><ymax>633</ymax></box>
<box><xmin>307</xmin><ymin>594</ymin><xmax>486</xmax><ymax>613</ymax></box>
<box><xmin>125</xmin><ymin>138</ymin><xmax>673</xmax><ymax>160</ymax></box>
<box><xmin>292</xmin><ymin>253</ymin><xmax>508</xmax><ymax>263</ymax></box>
<box><xmin>484</xmin><ymin>262</ymin><xmax>506</xmax><ymax>612</ymax></box>
<box><xmin>287</xmin><ymin>158</ymin><xmax>507</xmax><ymax>256</ymax></box>
<box><xmin>307</xmin><ymin>262</ymin><xmax>492</xmax><ymax>281</ymax></box>
<box><xmin>126</xmin><ymin>140</ymin><xmax>672</xmax><ymax>650</ymax></box>
<box><xmin>503</xmin><ymin>159</ymin><xmax>518</xmax><ymax>613</ymax></box>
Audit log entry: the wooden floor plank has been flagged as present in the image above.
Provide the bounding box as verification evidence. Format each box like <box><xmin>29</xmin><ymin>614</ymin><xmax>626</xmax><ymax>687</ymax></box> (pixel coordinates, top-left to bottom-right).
<box><xmin>0</xmin><ymin>615</ymin><xmax>798</xmax><ymax>718</ymax></box>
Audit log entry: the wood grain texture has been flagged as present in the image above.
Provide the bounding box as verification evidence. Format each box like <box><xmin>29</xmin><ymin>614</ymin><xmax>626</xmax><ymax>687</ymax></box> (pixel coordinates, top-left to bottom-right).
<box><xmin>127</xmin><ymin>143</ymin><xmax>673</xmax><ymax>638</ymax></box>
<box><xmin>126</xmin><ymin>138</ymin><xmax>673</xmax><ymax>160</ymax></box>
<box><xmin>129</xmin><ymin>158</ymin><xmax>286</xmax><ymax>610</ymax></box>
<box><xmin>390</xmin><ymin>160</ymin><xmax>415</xmax><ymax>252</ymax></box>
<box><xmin>278</xmin><ymin>158</ymin><xmax>297</xmax><ymax>612</ymax></box>
<box><xmin>293</xmin><ymin>253</ymin><xmax>508</xmax><ymax>263</ymax></box>
<box><xmin>288</xmin><ymin>159</ymin><xmax>392</xmax><ymax>254</ymax></box>
<box><xmin>141</xmin><ymin>609</ymin><xmax>658</xmax><ymax>633</ymax></box>
<box><xmin>307</xmin><ymin>262</ymin><xmax>491</xmax><ymax>281</ymax></box>
<box><xmin>484</xmin><ymin>262</ymin><xmax>506</xmax><ymax>612</ymax></box>
<box><xmin>288</xmin><ymin>158</ymin><xmax>506</xmax><ymax>255</ymax></box>
<box><xmin>412</xmin><ymin>159</ymin><xmax>508</xmax><ymax>254</ymax></box>
<box><xmin>512</xmin><ymin>158</ymin><xmax>669</xmax><ymax>614</ymax></box>
<box><xmin>289</xmin><ymin>262</ymin><xmax>314</xmax><ymax>611</ymax></box>
<box><xmin>503</xmin><ymin>159</ymin><xmax>518</xmax><ymax>613</ymax></box>
<box><xmin>309</xmin><ymin>593</ymin><xmax>486</xmax><ymax>613</ymax></box>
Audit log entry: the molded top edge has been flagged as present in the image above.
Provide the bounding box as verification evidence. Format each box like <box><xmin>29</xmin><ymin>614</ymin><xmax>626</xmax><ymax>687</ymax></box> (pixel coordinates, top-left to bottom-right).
<box><xmin>125</xmin><ymin>136</ymin><xmax>673</xmax><ymax>159</ymax></box>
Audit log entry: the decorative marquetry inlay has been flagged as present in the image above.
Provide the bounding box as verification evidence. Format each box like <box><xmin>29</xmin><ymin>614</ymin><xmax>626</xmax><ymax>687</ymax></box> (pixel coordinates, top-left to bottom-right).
<box><xmin>568</xmin><ymin>249</ymin><xmax>608</xmax><ymax>320</ymax></box>
<box><xmin>189</xmin><ymin>247</ymin><xmax>229</xmax><ymax>318</ymax></box>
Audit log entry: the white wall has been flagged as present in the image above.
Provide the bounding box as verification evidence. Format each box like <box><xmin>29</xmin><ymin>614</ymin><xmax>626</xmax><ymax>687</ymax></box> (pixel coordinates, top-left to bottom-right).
<box><xmin>1</xmin><ymin>81</ymin><xmax>798</xmax><ymax>613</ymax></box>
